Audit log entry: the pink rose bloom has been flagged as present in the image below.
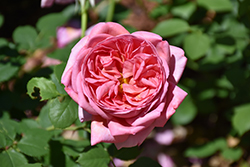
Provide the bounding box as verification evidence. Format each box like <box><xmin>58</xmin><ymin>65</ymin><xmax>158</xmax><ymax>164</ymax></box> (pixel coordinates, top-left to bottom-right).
<box><xmin>57</xmin><ymin>23</ymin><xmax>95</xmax><ymax>48</ymax></box>
<box><xmin>154</xmin><ymin>129</ymin><xmax>174</xmax><ymax>145</ymax></box>
<box><xmin>157</xmin><ymin>154</ymin><xmax>175</xmax><ymax>167</ymax></box>
<box><xmin>61</xmin><ymin>22</ymin><xmax>187</xmax><ymax>149</ymax></box>
<box><xmin>41</xmin><ymin>0</ymin><xmax>75</xmax><ymax>8</ymax></box>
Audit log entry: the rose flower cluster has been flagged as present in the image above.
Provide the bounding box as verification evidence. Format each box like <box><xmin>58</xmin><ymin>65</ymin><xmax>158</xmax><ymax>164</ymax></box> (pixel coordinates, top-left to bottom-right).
<box><xmin>61</xmin><ymin>22</ymin><xmax>187</xmax><ymax>149</ymax></box>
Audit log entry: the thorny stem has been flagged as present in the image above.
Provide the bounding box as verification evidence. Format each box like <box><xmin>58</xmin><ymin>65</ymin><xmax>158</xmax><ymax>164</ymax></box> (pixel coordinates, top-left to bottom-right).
<box><xmin>106</xmin><ymin>0</ymin><xmax>115</xmax><ymax>22</ymax></box>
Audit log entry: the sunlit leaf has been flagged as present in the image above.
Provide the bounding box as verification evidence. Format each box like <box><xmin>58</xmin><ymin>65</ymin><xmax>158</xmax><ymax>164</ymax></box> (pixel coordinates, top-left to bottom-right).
<box><xmin>183</xmin><ymin>32</ymin><xmax>210</xmax><ymax>60</ymax></box>
<box><xmin>152</xmin><ymin>19</ymin><xmax>190</xmax><ymax>37</ymax></box>
<box><xmin>232</xmin><ymin>104</ymin><xmax>250</xmax><ymax>136</ymax></box>
<box><xmin>49</xmin><ymin>96</ymin><xmax>78</xmax><ymax>129</ymax></box>
<box><xmin>36</xmin><ymin>13</ymin><xmax>67</xmax><ymax>37</ymax></box>
<box><xmin>221</xmin><ymin>147</ymin><xmax>243</xmax><ymax>161</ymax></box>
<box><xmin>197</xmin><ymin>0</ymin><xmax>233</xmax><ymax>12</ymax></box>
<box><xmin>171</xmin><ymin>2</ymin><xmax>196</xmax><ymax>20</ymax></box>
<box><xmin>13</xmin><ymin>26</ymin><xmax>38</xmax><ymax>51</ymax></box>
<box><xmin>185</xmin><ymin>138</ymin><xmax>227</xmax><ymax>158</ymax></box>
<box><xmin>27</xmin><ymin>77</ymin><xmax>60</xmax><ymax>101</ymax></box>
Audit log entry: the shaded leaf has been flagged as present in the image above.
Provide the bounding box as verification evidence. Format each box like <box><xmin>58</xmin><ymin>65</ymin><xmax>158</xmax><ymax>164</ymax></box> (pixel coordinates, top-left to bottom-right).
<box><xmin>0</xmin><ymin>14</ymin><xmax>3</xmax><ymax>28</ymax></box>
<box><xmin>129</xmin><ymin>157</ymin><xmax>161</xmax><ymax>167</ymax></box>
<box><xmin>77</xmin><ymin>147</ymin><xmax>110</xmax><ymax>167</ymax></box>
<box><xmin>20</xmin><ymin>164</ymin><xmax>42</xmax><ymax>167</ymax></box>
<box><xmin>0</xmin><ymin>149</ymin><xmax>28</xmax><ymax>167</ymax></box>
<box><xmin>0</xmin><ymin>120</ymin><xmax>16</xmax><ymax>147</ymax></box>
<box><xmin>17</xmin><ymin>136</ymin><xmax>49</xmax><ymax>157</ymax></box>
<box><xmin>0</xmin><ymin>63</ymin><xmax>19</xmax><ymax>83</ymax></box>
<box><xmin>108</xmin><ymin>145</ymin><xmax>141</xmax><ymax>160</ymax></box>
<box><xmin>171</xmin><ymin>95</ymin><xmax>197</xmax><ymax>125</ymax></box>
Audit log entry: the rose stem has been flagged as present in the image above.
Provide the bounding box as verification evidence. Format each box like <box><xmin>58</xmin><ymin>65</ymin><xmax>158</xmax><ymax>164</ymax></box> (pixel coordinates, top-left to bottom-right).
<box><xmin>106</xmin><ymin>0</ymin><xmax>115</xmax><ymax>22</ymax></box>
<box><xmin>80</xmin><ymin>0</ymin><xmax>88</xmax><ymax>38</ymax></box>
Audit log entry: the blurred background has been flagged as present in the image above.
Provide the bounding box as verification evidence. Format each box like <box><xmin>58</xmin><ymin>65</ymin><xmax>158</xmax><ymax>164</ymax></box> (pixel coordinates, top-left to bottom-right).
<box><xmin>0</xmin><ymin>0</ymin><xmax>250</xmax><ymax>167</ymax></box>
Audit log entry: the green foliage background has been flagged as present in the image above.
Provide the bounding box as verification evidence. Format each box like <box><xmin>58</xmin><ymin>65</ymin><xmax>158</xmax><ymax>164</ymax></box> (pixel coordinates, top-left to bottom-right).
<box><xmin>0</xmin><ymin>0</ymin><xmax>250</xmax><ymax>166</ymax></box>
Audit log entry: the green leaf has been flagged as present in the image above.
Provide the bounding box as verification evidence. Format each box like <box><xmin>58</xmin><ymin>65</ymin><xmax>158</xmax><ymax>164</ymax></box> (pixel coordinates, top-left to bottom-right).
<box><xmin>65</xmin><ymin>155</ymin><xmax>81</xmax><ymax>167</ymax></box>
<box><xmin>36</xmin><ymin>13</ymin><xmax>67</xmax><ymax>37</ymax></box>
<box><xmin>0</xmin><ymin>120</ymin><xmax>16</xmax><ymax>147</ymax></box>
<box><xmin>17</xmin><ymin>128</ymin><xmax>52</xmax><ymax>157</ymax></box>
<box><xmin>0</xmin><ymin>14</ymin><xmax>4</xmax><ymax>28</ymax></box>
<box><xmin>0</xmin><ymin>63</ymin><xmax>19</xmax><ymax>83</ymax></box>
<box><xmin>17</xmin><ymin>136</ymin><xmax>49</xmax><ymax>157</ymax></box>
<box><xmin>171</xmin><ymin>2</ymin><xmax>196</xmax><ymax>20</ymax></box>
<box><xmin>185</xmin><ymin>138</ymin><xmax>227</xmax><ymax>158</ymax></box>
<box><xmin>27</xmin><ymin>77</ymin><xmax>60</xmax><ymax>101</ymax></box>
<box><xmin>77</xmin><ymin>147</ymin><xmax>110</xmax><ymax>167</ymax></box>
<box><xmin>221</xmin><ymin>147</ymin><xmax>243</xmax><ymax>161</ymax></box>
<box><xmin>0</xmin><ymin>38</ymin><xmax>8</xmax><ymax>47</ymax></box>
<box><xmin>232</xmin><ymin>104</ymin><xmax>250</xmax><ymax>135</ymax></box>
<box><xmin>183</xmin><ymin>32</ymin><xmax>210</xmax><ymax>60</ymax></box>
<box><xmin>150</xmin><ymin>5</ymin><xmax>169</xmax><ymax>19</ymax></box>
<box><xmin>0</xmin><ymin>133</ymin><xmax>6</xmax><ymax>148</ymax></box>
<box><xmin>37</xmin><ymin>103</ymin><xmax>53</xmax><ymax>128</ymax></box>
<box><xmin>0</xmin><ymin>149</ymin><xmax>28</xmax><ymax>167</ymax></box>
<box><xmin>49</xmin><ymin>96</ymin><xmax>78</xmax><ymax>129</ymax></box>
<box><xmin>20</xmin><ymin>163</ymin><xmax>42</xmax><ymax>167</ymax></box>
<box><xmin>13</xmin><ymin>26</ymin><xmax>38</xmax><ymax>51</ymax></box>
<box><xmin>129</xmin><ymin>157</ymin><xmax>161</xmax><ymax>167</ymax></box>
<box><xmin>20</xmin><ymin>119</ymin><xmax>40</xmax><ymax>133</ymax></box>
<box><xmin>152</xmin><ymin>19</ymin><xmax>190</xmax><ymax>37</ymax></box>
<box><xmin>197</xmin><ymin>0</ymin><xmax>233</xmax><ymax>12</ymax></box>
<box><xmin>171</xmin><ymin>95</ymin><xmax>197</xmax><ymax>125</ymax></box>
<box><xmin>51</xmin><ymin>63</ymin><xmax>67</xmax><ymax>95</ymax></box>
<box><xmin>62</xmin><ymin>140</ymin><xmax>90</xmax><ymax>158</ymax></box>
<box><xmin>108</xmin><ymin>145</ymin><xmax>141</xmax><ymax>160</ymax></box>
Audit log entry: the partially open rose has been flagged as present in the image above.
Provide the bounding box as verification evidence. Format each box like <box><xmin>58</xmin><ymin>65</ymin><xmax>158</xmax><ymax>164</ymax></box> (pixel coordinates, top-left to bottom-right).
<box><xmin>61</xmin><ymin>22</ymin><xmax>187</xmax><ymax>149</ymax></box>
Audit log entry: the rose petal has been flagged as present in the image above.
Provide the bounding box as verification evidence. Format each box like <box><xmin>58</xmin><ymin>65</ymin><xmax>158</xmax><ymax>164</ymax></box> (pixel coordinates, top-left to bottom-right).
<box><xmin>108</xmin><ymin>119</ymin><xmax>145</xmax><ymax>136</ymax></box>
<box><xmin>91</xmin><ymin>116</ymin><xmax>128</xmax><ymax>145</ymax></box>
<box><xmin>61</xmin><ymin>36</ymin><xmax>89</xmax><ymax>81</ymax></box>
<box><xmin>126</xmin><ymin>102</ymin><xmax>165</xmax><ymax>126</ymax></box>
<box><xmin>89</xmin><ymin>22</ymin><xmax>130</xmax><ymax>37</ymax></box>
<box><xmin>114</xmin><ymin>124</ymin><xmax>155</xmax><ymax>149</ymax></box>
<box><xmin>96</xmin><ymin>81</ymin><xmax>116</xmax><ymax>100</ymax></box>
<box><xmin>156</xmin><ymin>41</ymin><xmax>171</xmax><ymax>63</ymax></box>
<box><xmin>154</xmin><ymin>82</ymin><xmax>187</xmax><ymax>127</ymax></box>
<box><xmin>169</xmin><ymin>45</ymin><xmax>187</xmax><ymax>83</ymax></box>
<box><xmin>132</xmin><ymin>31</ymin><xmax>162</xmax><ymax>46</ymax></box>
<box><xmin>41</xmin><ymin>0</ymin><xmax>53</xmax><ymax>8</ymax></box>
<box><xmin>78</xmin><ymin>105</ymin><xmax>92</xmax><ymax>122</ymax></box>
